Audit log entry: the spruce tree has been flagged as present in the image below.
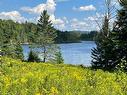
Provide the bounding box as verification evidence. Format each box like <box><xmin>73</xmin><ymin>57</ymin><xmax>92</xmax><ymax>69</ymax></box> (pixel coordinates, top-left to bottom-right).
<box><xmin>36</xmin><ymin>10</ymin><xmax>57</xmax><ymax>62</ymax></box>
<box><xmin>112</xmin><ymin>0</ymin><xmax>127</xmax><ymax>69</ymax></box>
<box><xmin>54</xmin><ymin>47</ymin><xmax>64</xmax><ymax>64</ymax></box>
<box><xmin>91</xmin><ymin>0</ymin><xmax>119</xmax><ymax>70</ymax></box>
<box><xmin>91</xmin><ymin>16</ymin><xmax>114</xmax><ymax>70</ymax></box>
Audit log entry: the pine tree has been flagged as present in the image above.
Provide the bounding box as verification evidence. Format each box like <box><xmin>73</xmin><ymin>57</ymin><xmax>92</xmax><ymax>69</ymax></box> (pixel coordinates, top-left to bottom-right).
<box><xmin>36</xmin><ymin>10</ymin><xmax>57</xmax><ymax>62</ymax></box>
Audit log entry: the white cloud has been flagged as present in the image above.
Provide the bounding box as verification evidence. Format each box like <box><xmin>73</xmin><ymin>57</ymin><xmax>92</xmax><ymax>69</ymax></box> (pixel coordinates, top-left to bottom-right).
<box><xmin>0</xmin><ymin>11</ymin><xmax>27</xmax><ymax>23</ymax></box>
<box><xmin>86</xmin><ymin>13</ymin><xmax>104</xmax><ymax>30</ymax></box>
<box><xmin>63</xmin><ymin>17</ymin><xmax>69</xmax><ymax>24</ymax></box>
<box><xmin>73</xmin><ymin>5</ymin><xmax>96</xmax><ymax>11</ymax></box>
<box><xmin>83</xmin><ymin>12</ymin><xmax>117</xmax><ymax>31</ymax></box>
<box><xmin>85</xmin><ymin>13</ymin><xmax>104</xmax><ymax>21</ymax></box>
<box><xmin>54</xmin><ymin>17</ymin><xmax>69</xmax><ymax>30</ymax></box>
<box><xmin>70</xmin><ymin>18</ymin><xmax>88</xmax><ymax>30</ymax></box>
<box><xmin>49</xmin><ymin>15</ymin><xmax>66</xmax><ymax>29</ymax></box>
<box><xmin>21</xmin><ymin>0</ymin><xmax>56</xmax><ymax>15</ymax></box>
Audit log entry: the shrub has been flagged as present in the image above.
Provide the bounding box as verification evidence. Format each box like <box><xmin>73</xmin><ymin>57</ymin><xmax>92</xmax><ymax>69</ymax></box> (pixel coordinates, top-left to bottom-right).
<box><xmin>27</xmin><ymin>50</ymin><xmax>41</xmax><ymax>62</ymax></box>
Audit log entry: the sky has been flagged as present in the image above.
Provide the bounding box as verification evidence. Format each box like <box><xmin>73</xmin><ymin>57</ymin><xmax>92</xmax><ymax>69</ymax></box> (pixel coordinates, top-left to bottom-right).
<box><xmin>0</xmin><ymin>0</ymin><xmax>119</xmax><ymax>31</ymax></box>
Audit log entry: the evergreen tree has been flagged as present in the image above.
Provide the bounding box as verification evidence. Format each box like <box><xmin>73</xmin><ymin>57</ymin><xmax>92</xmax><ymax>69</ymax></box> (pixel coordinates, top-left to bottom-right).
<box><xmin>36</xmin><ymin>10</ymin><xmax>57</xmax><ymax>62</ymax></box>
<box><xmin>112</xmin><ymin>0</ymin><xmax>127</xmax><ymax>69</ymax></box>
<box><xmin>54</xmin><ymin>47</ymin><xmax>64</xmax><ymax>64</ymax></box>
<box><xmin>91</xmin><ymin>0</ymin><xmax>118</xmax><ymax>70</ymax></box>
<box><xmin>91</xmin><ymin>16</ymin><xmax>113</xmax><ymax>70</ymax></box>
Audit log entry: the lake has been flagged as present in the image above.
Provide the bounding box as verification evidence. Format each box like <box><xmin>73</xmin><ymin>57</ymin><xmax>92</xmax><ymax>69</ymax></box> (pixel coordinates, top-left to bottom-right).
<box><xmin>23</xmin><ymin>41</ymin><xmax>96</xmax><ymax>66</ymax></box>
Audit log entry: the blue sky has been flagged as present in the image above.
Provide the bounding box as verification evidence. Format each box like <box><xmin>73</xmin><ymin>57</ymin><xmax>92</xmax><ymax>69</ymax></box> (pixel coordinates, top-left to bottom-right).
<box><xmin>0</xmin><ymin>0</ymin><xmax>118</xmax><ymax>31</ymax></box>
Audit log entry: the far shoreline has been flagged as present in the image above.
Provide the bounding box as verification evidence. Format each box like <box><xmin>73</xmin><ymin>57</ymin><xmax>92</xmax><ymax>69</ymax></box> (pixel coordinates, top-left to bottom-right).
<box><xmin>22</xmin><ymin>40</ymin><xmax>95</xmax><ymax>45</ymax></box>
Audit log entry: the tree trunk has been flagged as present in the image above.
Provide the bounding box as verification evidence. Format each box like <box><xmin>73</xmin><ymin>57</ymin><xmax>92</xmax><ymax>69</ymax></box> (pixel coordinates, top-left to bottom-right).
<box><xmin>43</xmin><ymin>46</ymin><xmax>46</xmax><ymax>63</ymax></box>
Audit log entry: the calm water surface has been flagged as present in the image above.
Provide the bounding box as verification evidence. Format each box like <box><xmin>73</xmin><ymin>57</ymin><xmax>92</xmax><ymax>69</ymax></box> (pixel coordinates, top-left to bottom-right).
<box><xmin>23</xmin><ymin>41</ymin><xmax>96</xmax><ymax>66</ymax></box>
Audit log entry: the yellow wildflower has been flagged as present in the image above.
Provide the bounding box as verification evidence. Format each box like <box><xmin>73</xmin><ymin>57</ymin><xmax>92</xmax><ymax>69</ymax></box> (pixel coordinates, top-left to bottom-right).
<box><xmin>35</xmin><ymin>93</ymin><xmax>41</xmax><ymax>95</ymax></box>
<box><xmin>50</xmin><ymin>87</ymin><xmax>58</xmax><ymax>94</ymax></box>
<box><xmin>21</xmin><ymin>78</ymin><xmax>27</xmax><ymax>83</ymax></box>
<box><xmin>73</xmin><ymin>72</ymin><xmax>83</xmax><ymax>80</ymax></box>
<box><xmin>4</xmin><ymin>76</ymin><xmax>11</xmax><ymax>87</ymax></box>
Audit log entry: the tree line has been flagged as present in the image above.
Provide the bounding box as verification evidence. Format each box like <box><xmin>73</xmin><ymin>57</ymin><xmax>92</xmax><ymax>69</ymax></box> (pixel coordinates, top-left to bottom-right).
<box><xmin>56</xmin><ymin>30</ymin><xmax>97</xmax><ymax>43</ymax></box>
<box><xmin>0</xmin><ymin>20</ymin><xmax>97</xmax><ymax>46</ymax></box>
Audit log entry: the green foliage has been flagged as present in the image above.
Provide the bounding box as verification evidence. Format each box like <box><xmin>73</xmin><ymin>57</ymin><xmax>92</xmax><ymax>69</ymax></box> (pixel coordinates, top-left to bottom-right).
<box><xmin>116</xmin><ymin>58</ymin><xmax>127</xmax><ymax>72</ymax></box>
<box><xmin>0</xmin><ymin>19</ymin><xmax>37</xmax><ymax>44</ymax></box>
<box><xmin>27</xmin><ymin>50</ymin><xmax>41</xmax><ymax>62</ymax></box>
<box><xmin>67</xmin><ymin>32</ymin><xmax>81</xmax><ymax>43</ymax></box>
<box><xmin>1</xmin><ymin>57</ymin><xmax>127</xmax><ymax>95</ymax></box>
<box><xmin>14</xmin><ymin>43</ymin><xmax>24</xmax><ymax>60</ymax></box>
<box><xmin>22</xmin><ymin>22</ymin><xmax>37</xmax><ymax>43</ymax></box>
<box><xmin>119</xmin><ymin>0</ymin><xmax>127</xmax><ymax>6</ymax></box>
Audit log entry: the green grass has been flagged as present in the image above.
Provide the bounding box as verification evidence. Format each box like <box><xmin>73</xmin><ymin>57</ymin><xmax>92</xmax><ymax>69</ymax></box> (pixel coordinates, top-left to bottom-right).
<box><xmin>0</xmin><ymin>57</ymin><xmax>127</xmax><ymax>95</ymax></box>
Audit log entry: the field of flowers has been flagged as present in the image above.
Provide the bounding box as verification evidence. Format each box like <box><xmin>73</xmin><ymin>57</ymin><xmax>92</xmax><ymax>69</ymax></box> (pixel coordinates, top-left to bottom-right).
<box><xmin>1</xmin><ymin>57</ymin><xmax>127</xmax><ymax>95</ymax></box>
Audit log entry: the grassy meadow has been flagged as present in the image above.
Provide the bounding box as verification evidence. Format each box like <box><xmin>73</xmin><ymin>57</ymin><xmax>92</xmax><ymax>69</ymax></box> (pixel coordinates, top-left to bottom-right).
<box><xmin>0</xmin><ymin>57</ymin><xmax>127</xmax><ymax>95</ymax></box>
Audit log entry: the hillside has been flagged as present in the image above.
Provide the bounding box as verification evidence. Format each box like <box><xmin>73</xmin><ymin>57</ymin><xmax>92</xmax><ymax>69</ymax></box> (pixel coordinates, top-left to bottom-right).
<box><xmin>0</xmin><ymin>57</ymin><xmax>127</xmax><ymax>95</ymax></box>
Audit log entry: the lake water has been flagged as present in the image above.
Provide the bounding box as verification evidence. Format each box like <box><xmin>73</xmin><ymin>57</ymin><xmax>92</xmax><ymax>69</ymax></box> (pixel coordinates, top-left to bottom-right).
<box><xmin>23</xmin><ymin>41</ymin><xmax>96</xmax><ymax>66</ymax></box>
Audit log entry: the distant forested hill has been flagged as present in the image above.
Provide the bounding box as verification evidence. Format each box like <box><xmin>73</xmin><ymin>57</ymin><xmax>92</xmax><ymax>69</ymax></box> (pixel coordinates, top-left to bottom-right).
<box><xmin>56</xmin><ymin>30</ymin><xmax>97</xmax><ymax>43</ymax></box>
<box><xmin>0</xmin><ymin>19</ymin><xmax>97</xmax><ymax>44</ymax></box>
<box><xmin>80</xmin><ymin>31</ymin><xmax>97</xmax><ymax>41</ymax></box>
